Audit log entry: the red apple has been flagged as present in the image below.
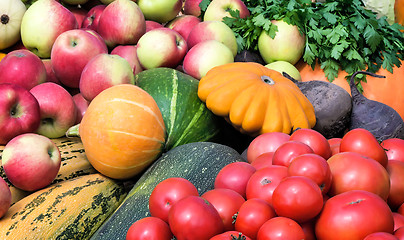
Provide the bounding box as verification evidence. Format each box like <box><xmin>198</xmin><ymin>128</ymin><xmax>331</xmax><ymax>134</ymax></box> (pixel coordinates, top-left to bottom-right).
<box><xmin>81</xmin><ymin>4</ymin><xmax>106</xmax><ymax>31</ymax></box>
<box><xmin>136</xmin><ymin>27</ymin><xmax>187</xmax><ymax>69</ymax></box>
<box><xmin>183</xmin><ymin>40</ymin><xmax>234</xmax><ymax>79</ymax></box>
<box><xmin>50</xmin><ymin>29</ymin><xmax>108</xmax><ymax>89</ymax></box>
<box><xmin>0</xmin><ymin>49</ymin><xmax>46</xmax><ymax>90</ymax></box>
<box><xmin>166</xmin><ymin>15</ymin><xmax>201</xmax><ymax>41</ymax></box>
<box><xmin>20</xmin><ymin>0</ymin><xmax>78</xmax><ymax>58</ymax></box>
<box><xmin>183</xmin><ymin>0</ymin><xmax>203</xmax><ymax>17</ymax></box>
<box><xmin>145</xmin><ymin>20</ymin><xmax>164</xmax><ymax>32</ymax></box>
<box><xmin>0</xmin><ymin>178</ymin><xmax>11</xmax><ymax>218</ymax></box>
<box><xmin>203</xmin><ymin>0</ymin><xmax>250</xmax><ymax>21</ymax></box>
<box><xmin>111</xmin><ymin>45</ymin><xmax>143</xmax><ymax>75</ymax></box>
<box><xmin>72</xmin><ymin>93</ymin><xmax>90</xmax><ymax>124</ymax></box>
<box><xmin>30</xmin><ymin>82</ymin><xmax>77</xmax><ymax>139</ymax></box>
<box><xmin>41</xmin><ymin>59</ymin><xmax>61</xmax><ymax>85</ymax></box>
<box><xmin>79</xmin><ymin>53</ymin><xmax>135</xmax><ymax>101</ymax></box>
<box><xmin>0</xmin><ymin>83</ymin><xmax>40</xmax><ymax>145</ymax></box>
<box><xmin>68</xmin><ymin>6</ymin><xmax>88</xmax><ymax>28</ymax></box>
<box><xmin>97</xmin><ymin>0</ymin><xmax>146</xmax><ymax>48</ymax></box>
<box><xmin>187</xmin><ymin>20</ymin><xmax>238</xmax><ymax>57</ymax></box>
<box><xmin>2</xmin><ymin>133</ymin><xmax>61</xmax><ymax>192</ymax></box>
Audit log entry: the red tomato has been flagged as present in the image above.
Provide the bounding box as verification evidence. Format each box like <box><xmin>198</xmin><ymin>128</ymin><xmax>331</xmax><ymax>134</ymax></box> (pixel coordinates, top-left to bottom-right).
<box><xmin>381</xmin><ymin>138</ymin><xmax>404</xmax><ymax>162</ymax></box>
<box><xmin>287</xmin><ymin>153</ymin><xmax>332</xmax><ymax>194</ymax></box>
<box><xmin>315</xmin><ymin>190</ymin><xmax>394</xmax><ymax>240</ymax></box>
<box><xmin>272</xmin><ymin>141</ymin><xmax>314</xmax><ymax>167</ymax></box>
<box><xmin>272</xmin><ymin>176</ymin><xmax>323</xmax><ymax>223</ymax></box>
<box><xmin>328</xmin><ymin>137</ymin><xmax>342</xmax><ymax>156</ymax></box>
<box><xmin>394</xmin><ymin>212</ymin><xmax>404</xmax><ymax>231</ymax></box>
<box><xmin>148</xmin><ymin>177</ymin><xmax>199</xmax><ymax>222</ymax></box>
<box><xmin>300</xmin><ymin>220</ymin><xmax>317</xmax><ymax>240</ymax></box>
<box><xmin>395</xmin><ymin>226</ymin><xmax>404</xmax><ymax>239</ymax></box>
<box><xmin>399</xmin><ymin>203</ymin><xmax>404</xmax><ymax>215</ymax></box>
<box><xmin>234</xmin><ymin>198</ymin><xmax>277</xmax><ymax>240</ymax></box>
<box><xmin>327</xmin><ymin>152</ymin><xmax>391</xmax><ymax>200</ymax></box>
<box><xmin>245</xmin><ymin>165</ymin><xmax>288</xmax><ymax>205</ymax></box>
<box><xmin>290</xmin><ymin>128</ymin><xmax>332</xmax><ymax>159</ymax></box>
<box><xmin>168</xmin><ymin>196</ymin><xmax>224</xmax><ymax>240</ymax></box>
<box><xmin>386</xmin><ymin>160</ymin><xmax>404</xmax><ymax>210</ymax></box>
<box><xmin>210</xmin><ymin>231</ymin><xmax>252</xmax><ymax>240</ymax></box>
<box><xmin>126</xmin><ymin>217</ymin><xmax>173</xmax><ymax>240</ymax></box>
<box><xmin>251</xmin><ymin>152</ymin><xmax>274</xmax><ymax>170</ymax></box>
<box><xmin>363</xmin><ymin>232</ymin><xmax>399</xmax><ymax>240</ymax></box>
<box><xmin>214</xmin><ymin>162</ymin><xmax>256</xmax><ymax>198</ymax></box>
<box><xmin>246</xmin><ymin>132</ymin><xmax>290</xmax><ymax>163</ymax></box>
<box><xmin>339</xmin><ymin>128</ymin><xmax>388</xmax><ymax>167</ymax></box>
<box><xmin>201</xmin><ymin>188</ymin><xmax>245</xmax><ymax>231</ymax></box>
<box><xmin>256</xmin><ymin>216</ymin><xmax>306</xmax><ymax>240</ymax></box>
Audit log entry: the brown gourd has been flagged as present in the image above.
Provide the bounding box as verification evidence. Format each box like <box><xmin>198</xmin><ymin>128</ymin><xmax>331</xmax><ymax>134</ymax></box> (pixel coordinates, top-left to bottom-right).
<box><xmin>198</xmin><ymin>62</ymin><xmax>316</xmax><ymax>136</ymax></box>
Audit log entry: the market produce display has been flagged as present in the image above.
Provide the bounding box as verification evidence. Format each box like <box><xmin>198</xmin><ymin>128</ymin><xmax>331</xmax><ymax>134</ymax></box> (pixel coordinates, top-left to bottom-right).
<box><xmin>0</xmin><ymin>0</ymin><xmax>404</xmax><ymax>239</ymax></box>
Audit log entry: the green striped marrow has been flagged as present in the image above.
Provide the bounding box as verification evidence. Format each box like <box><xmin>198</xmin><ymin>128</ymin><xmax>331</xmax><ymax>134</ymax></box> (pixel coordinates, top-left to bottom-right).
<box><xmin>135</xmin><ymin>67</ymin><xmax>223</xmax><ymax>151</ymax></box>
<box><xmin>91</xmin><ymin>141</ymin><xmax>246</xmax><ymax>240</ymax></box>
<box><xmin>0</xmin><ymin>173</ymin><xmax>127</xmax><ymax>240</ymax></box>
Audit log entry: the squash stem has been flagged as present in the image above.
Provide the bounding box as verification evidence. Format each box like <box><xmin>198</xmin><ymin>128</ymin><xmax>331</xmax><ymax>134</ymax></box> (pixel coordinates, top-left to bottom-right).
<box><xmin>66</xmin><ymin>124</ymin><xmax>80</xmax><ymax>138</ymax></box>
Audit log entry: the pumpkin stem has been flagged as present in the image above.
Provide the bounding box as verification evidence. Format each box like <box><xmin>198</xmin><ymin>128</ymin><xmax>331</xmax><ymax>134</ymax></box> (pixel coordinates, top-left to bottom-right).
<box><xmin>66</xmin><ymin>124</ymin><xmax>80</xmax><ymax>138</ymax></box>
<box><xmin>261</xmin><ymin>75</ymin><xmax>275</xmax><ymax>85</ymax></box>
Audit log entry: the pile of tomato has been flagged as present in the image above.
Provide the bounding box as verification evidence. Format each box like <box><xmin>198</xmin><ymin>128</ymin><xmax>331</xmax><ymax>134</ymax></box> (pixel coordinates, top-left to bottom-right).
<box><xmin>126</xmin><ymin>128</ymin><xmax>404</xmax><ymax>240</ymax></box>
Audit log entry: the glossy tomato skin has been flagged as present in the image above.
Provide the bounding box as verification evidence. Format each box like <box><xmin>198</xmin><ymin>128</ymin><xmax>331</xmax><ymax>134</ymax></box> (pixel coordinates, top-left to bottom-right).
<box><xmin>290</xmin><ymin>128</ymin><xmax>332</xmax><ymax>159</ymax></box>
<box><xmin>256</xmin><ymin>216</ymin><xmax>306</xmax><ymax>240</ymax></box>
<box><xmin>245</xmin><ymin>165</ymin><xmax>288</xmax><ymax>206</ymax></box>
<box><xmin>395</xmin><ymin>226</ymin><xmax>404</xmax><ymax>239</ymax></box>
<box><xmin>234</xmin><ymin>198</ymin><xmax>277</xmax><ymax>240</ymax></box>
<box><xmin>210</xmin><ymin>231</ymin><xmax>252</xmax><ymax>240</ymax></box>
<box><xmin>272</xmin><ymin>141</ymin><xmax>314</xmax><ymax>167</ymax></box>
<box><xmin>393</xmin><ymin>212</ymin><xmax>404</xmax><ymax>231</ymax></box>
<box><xmin>287</xmin><ymin>153</ymin><xmax>332</xmax><ymax>195</ymax></box>
<box><xmin>148</xmin><ymin>177</ymin><xmax>199</xmax><ymax>222</ymax></box>
<box><xmin>201</xmin><ymin>188</ymin><xmax>245</xmax><ymax>231</ymax></box>
<box><xmin>382</xmin><ymin>138</ymin><xmax>404</xmax><ymax>162</ymax></box>
<box><xmin>272</xmin><ymin>176</ymin><xmax>323</xmax><ymax>223</ymax></box>
<box><xmin>363</xmin><ymin>232</ymin><xmax>399</xmax><ymax>240</ymax></box>
<box><xmin>328</xmin><ymin>137</ymin><xmax>342</xmax><ymax>156</ymax></box>
<box><xmin>339</xmin><ymin>128</ymin><xmax>388</xmax><ymax>167</ymax></box>
<box><xmin>246</xmin><ymin>132</ymin><xmax>290</xmax><ymax>163</ymax></box>
<box><xmin>251</xmin><ymin>152</ymin><xmax>274</xmax><ymax>170</ymax></box>
<box><xmin>327</xmin><ymin>152</ymin><xmax>390</xmax><ymax>200</ymax></box>
<box><xmin>168</xmin><ymin>196</ymin><xmax>224</xmax><ymax>240</ymax></box>
<box><xmin>386</xmin><ymin>160</ymin><xmax>404</xmax><ymax>210</ymax></box>
<box><xmin>315</xmin><ymin>190</ymin><xmax>395</xmax><ymax>240</ymax></box>
<box><xmin>214</xmin><ymin>162</ymin><xmax>256</xmax><ymax>198</ymax></box>
<box><xmin>399</xmin><ymin>203</ymin><xmax>404</xmax><ymax>215</ymax></box>
<box><xmin>300</xmin><ymin>220</ymin><xmax>317</xmax><ymax>240</ymax></box>
<box><xmin>126</xmin><ymin>217</ymin><xmax>173</xmax><ymax>240</ymax></box>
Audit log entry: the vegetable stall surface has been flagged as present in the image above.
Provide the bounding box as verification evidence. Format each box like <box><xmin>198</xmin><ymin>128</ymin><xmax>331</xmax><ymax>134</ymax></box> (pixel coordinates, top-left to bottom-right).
<box><xmin>348</xmin><ymin>71</ymin><xmax>404</xmax><ymax>141</ymax></box>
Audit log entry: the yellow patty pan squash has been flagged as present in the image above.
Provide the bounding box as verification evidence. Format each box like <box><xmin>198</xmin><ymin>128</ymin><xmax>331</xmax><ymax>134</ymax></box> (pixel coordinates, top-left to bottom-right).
<box><xmin>198</xmin><ymin>62</ymin><xmax>316</xmax><ymax>136</ymax></box>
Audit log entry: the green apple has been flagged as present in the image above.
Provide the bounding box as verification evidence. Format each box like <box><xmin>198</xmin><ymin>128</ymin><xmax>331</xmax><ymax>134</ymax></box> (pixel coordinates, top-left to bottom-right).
<box><xmin>265</xmin><ymin>60</ymin><xmax>302</xmax><ymax>81</ymax></box>
<box><xmin>137</xmin><ymin>0</ymin><xmax>182</xmax><ymax>23</ymax></box>
<box><xmin>204</xmin><ymin>0</ymin><xmax>250</xmax><ymax>22</ymax></box>
<box><xmin>20</xmin><ymin>0</ymin><xmax>78</xmax><ymax>58</ymax></box>
<box><xmin>0</xmin><ymin>0</ymin><xmax>26</xmax><ymax>50</ymax></box>
<box><xmin>258</xmin><ymin>19</ymin><xmax>305</xmax><ymax>65</ymax></box>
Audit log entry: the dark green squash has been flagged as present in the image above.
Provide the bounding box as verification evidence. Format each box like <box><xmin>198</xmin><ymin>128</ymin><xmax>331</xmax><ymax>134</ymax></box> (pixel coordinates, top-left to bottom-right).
<box><xmin>90</xmin><ymin>142</ymin><xmax>246</xmax><ymax>240</ymax></box>
<box><xmin>135</xmin><ymin>67</ymin><xmax>222</xmax><ymax>151</ymax></box>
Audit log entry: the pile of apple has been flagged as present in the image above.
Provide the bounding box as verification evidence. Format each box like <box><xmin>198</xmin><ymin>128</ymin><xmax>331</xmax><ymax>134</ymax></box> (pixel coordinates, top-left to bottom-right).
<box><xmin>0</xmin><ymin>0</ymin><xmax>306</xmax><ymax>219</ymax></box>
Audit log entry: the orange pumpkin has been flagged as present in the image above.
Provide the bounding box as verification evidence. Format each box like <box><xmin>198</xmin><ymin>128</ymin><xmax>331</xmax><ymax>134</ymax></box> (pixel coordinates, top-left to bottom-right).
<box><xmin>198</xmin><ymin>62</ymin><xmax>316</xmax><ymax>136</ymax></box>
<box><xmin>395</xmin><ymin>0</ymin><xmax>404</xmax><ymax>25</ymax></box>
<box><xmin>79</xmin><ymin>84</ymin><xmax>166</xmax><ymax>180</ymax></box>
<box><xmin>296</xmin><ymin>60</ymin><xmax>404</xmax><ymax>120</ymax></box>
<box><xmin>0</xmin><ymin>53</ymin><xmax>6</xmax><ymax>62</ymax></box>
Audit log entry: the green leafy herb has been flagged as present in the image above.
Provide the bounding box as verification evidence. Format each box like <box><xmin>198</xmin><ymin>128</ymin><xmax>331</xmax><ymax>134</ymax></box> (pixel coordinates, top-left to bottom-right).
<box><xmin>221</xmin><ymin>0</ymin><xmax>404</xmax><ymax>86</ymax></box>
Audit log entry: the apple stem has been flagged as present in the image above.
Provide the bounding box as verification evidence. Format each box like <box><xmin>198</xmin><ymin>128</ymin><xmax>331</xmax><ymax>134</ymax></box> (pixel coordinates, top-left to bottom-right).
<box><xmin>1</xmin><ymin>14</ymin><xmax>9</xmax><ymax>24</ymax></box>
<box><xmin>65</xmin><ymin>124</ymin><xmax>80</xmax><ymax>138</ymax></box>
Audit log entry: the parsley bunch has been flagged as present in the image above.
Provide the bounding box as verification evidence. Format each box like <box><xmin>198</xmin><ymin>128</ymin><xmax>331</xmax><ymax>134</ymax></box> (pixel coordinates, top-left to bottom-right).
<box><xmin>200</xmin><ymin>0</ymin><xmax>404</xmax><ymax>85</ymax></box>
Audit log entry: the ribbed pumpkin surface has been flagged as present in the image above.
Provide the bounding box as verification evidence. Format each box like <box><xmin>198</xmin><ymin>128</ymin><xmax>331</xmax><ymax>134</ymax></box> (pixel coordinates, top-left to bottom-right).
<box><xmin>198</xmin><ymin>62</ymin><xmax>316</xmax><ymax>136</ymax></box>
<box><xmin>79</xmin><ymin>84</ymin><xmax>166</xmax><ymax>180</ymax></box>
<box><xmin>0</xmin><ymin>173</ymin><xmax>127</xmax><ymax>240</ymax></box>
